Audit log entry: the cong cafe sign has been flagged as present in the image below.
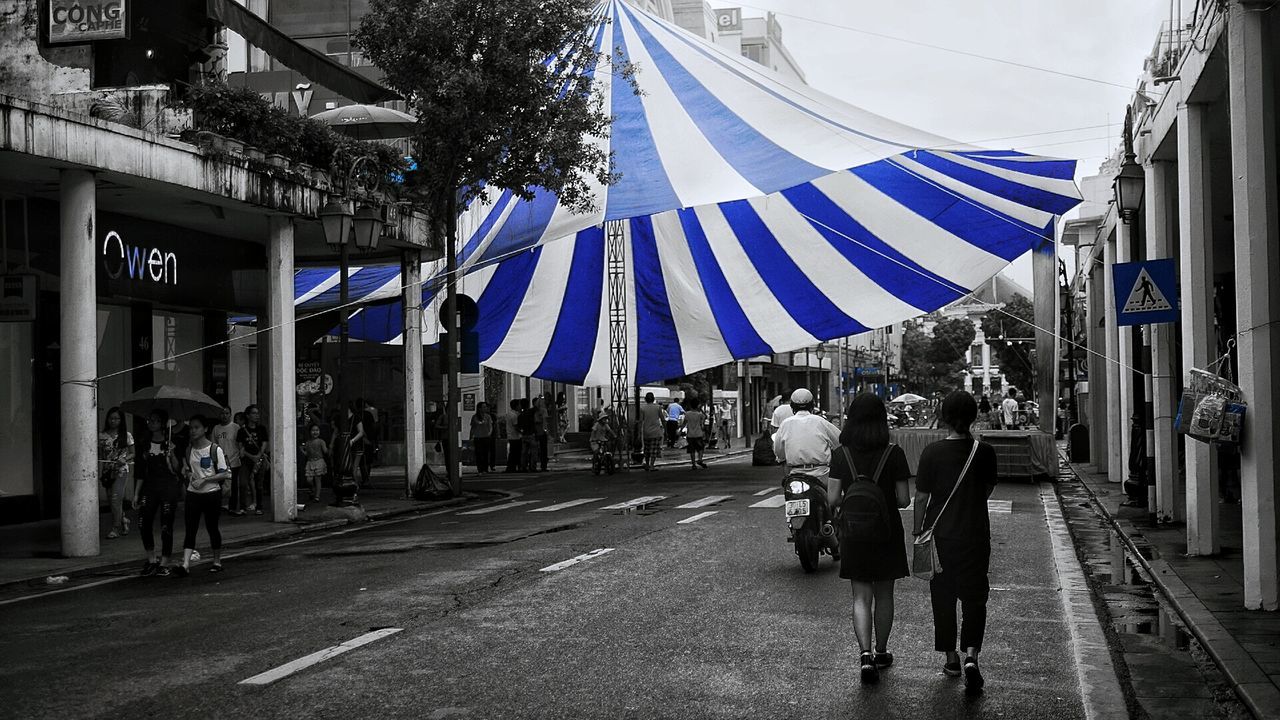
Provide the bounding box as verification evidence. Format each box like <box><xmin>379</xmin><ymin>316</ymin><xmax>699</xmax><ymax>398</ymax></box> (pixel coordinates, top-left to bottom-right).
<box><xmin>101</xmin><ymin>230</ymin><xmax>178</xmax><ymax>286</ymax></box>
<box><xmin>48</xmin><ymin>0</ymin><xmax>129</xmax><ymax>44</ymax></box>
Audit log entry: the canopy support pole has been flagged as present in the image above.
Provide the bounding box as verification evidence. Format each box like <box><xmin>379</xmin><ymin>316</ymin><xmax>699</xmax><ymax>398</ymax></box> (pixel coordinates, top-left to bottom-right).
<box><xmin>607</xmin><ymin>221</ymin><xmax>630</xmax><ymax>462</ymax></box>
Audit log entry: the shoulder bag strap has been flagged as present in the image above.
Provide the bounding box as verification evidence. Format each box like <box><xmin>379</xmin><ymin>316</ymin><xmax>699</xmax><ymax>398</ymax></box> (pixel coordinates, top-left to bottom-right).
<box><xmin>839</xmin><ymin>446</ymin><xmax>857</xmax><ymax>479</ymax></box>
<box><xmin>922</xmin><ymin>440</ymin><xmax>979</xmax><ymax>532</ymax></box>
<box><xmin>871</xmin><ymin>443</ymin><xmax>894</xmax><ymax>484</ymax></box>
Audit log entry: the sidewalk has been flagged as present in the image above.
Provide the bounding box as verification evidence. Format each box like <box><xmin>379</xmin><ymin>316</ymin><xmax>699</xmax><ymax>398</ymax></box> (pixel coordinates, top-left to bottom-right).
<box><xmin>1065</xmin><ymin>460</ymin><xmax>1280</xmax><ymax>719</ymax></box>
<box><xmin>0</xmin><ymin>467</ymin><xmax>477</xmax><ymax>591</ymax></box>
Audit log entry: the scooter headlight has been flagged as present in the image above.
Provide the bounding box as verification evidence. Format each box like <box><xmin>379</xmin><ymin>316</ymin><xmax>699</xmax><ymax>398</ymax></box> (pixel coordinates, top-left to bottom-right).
<box><xmin>787</xmin><ymin>480</ymin><xmax>810</xmax><ymax>494</ymax></box>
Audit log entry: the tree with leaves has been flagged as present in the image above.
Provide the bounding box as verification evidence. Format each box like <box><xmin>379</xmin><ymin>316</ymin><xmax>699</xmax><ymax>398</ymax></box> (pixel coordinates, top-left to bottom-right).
<box><xmin>980</xmin><ymin>295</ymin><xmax>1036</xmax><ymax>395</ymax></box>
<box><xmin>901</xmin><ymin>316</ymin><xmax>976</xmax><ymax>396</ymax></box>
<box><xmin>358</xmin><ymin>0</ymin><xmax>629</xmax><ymax>492</ymax></box>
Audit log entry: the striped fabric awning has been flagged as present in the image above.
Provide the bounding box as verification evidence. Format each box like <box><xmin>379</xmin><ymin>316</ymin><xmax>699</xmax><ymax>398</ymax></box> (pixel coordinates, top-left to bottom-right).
<box><xmin>298</xmin><ymin>0</ymin><xmax>1081</xmax><ymax>386</ymax></box>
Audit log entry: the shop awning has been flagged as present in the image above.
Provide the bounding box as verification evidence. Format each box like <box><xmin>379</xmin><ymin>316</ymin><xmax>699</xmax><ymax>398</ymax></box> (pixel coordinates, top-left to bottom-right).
<box><xmin>207</xmin><ymin>0</ymin><xmax>398</xmax><ymax>104</ymax></box>
<box><xmin>296</xmin><ymin>0</ymin><xmax>1081</xmax><ymax>386</ymax></box>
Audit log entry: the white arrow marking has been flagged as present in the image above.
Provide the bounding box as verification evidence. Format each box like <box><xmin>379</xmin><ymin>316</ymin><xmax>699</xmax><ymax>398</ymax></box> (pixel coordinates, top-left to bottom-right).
<box><xmin>239</xmin><ymin>628</ymin><xmax>402</xmax><ymax>686</ymax></box>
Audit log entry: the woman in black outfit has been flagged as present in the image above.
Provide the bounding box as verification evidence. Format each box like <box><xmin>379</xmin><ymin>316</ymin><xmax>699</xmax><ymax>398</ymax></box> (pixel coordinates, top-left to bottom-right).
<box><xmin>913</xmin><ymin>390</ymin><xmax>999</xmax><ymax>692</ymax></box>
<box><xmin>133</xmin><ymin>410</ymin><xmax>183</xmax><ymax>577</ymax></box>
<box><xmin>828</xmin><ymin>393</ymin><xmax>912</xmax><ymax>684</ymax></box>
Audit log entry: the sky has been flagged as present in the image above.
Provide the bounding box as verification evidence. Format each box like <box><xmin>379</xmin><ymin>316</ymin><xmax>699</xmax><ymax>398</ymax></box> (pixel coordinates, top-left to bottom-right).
<box><xmin>728</xmin><ymin>0</ymin><xmax>1171</xmax><ymax>289</ymax></box>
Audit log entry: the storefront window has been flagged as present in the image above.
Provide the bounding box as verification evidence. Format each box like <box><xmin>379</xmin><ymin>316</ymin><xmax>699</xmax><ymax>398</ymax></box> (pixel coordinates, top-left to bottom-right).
<box><xmin>97</xmin><ymin>305</ymin><xmax>132</xmax><ymax>424</ymax></box>
<box><xmin>152</xmin><ymin>311</ymin><xmax>204</xmax><ymax>392</ymax></box>
<box><xmin>0</xmin><ymin>323</ymin><xmax>34</xmax><ymax>497</ymax></box>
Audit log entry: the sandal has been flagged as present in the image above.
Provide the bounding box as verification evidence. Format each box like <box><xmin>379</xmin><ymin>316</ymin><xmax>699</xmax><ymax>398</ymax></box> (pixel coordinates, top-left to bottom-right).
<box><xmin>859</xmin><ymin>651</ymin><xmax>880</xmax><ymax>684</ymax></box>
<box><xmin>874</xmin><ymin>652</ymin><xmax>894</xmax><ymax>669</ymax></box>
<box><xmin>209</xmin><ymin>563</ymin><xmax>224</xmax><ymax>574</ymax></box>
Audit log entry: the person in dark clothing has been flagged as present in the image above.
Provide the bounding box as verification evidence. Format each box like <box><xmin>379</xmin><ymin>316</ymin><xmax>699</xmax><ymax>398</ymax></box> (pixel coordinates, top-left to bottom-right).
<box><xmin>517</xmin><ymin>399</ymin><xmax>537</xmax><ymax>472</ymax></box>
<box><xmin>504</xmin><ymin>399</ymin><xmax>523</xmax><ymax>473</ymax></box>
<box><xmin>828</xmin><ymin>393</ymin><xmax>912</xmax><ymax>683</ymax></box>
<box><xmin>913</xmin><ymin>390</ymin><xmax>999</xmax><ymax>693</ymax></box>
<box><xmin>134</xmin><ymin>410</ymin><xmax>183</xmax><ymax>577</ymax></box>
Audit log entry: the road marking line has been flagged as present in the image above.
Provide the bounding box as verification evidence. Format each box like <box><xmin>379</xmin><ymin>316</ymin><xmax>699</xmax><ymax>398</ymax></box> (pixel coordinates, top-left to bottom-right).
<box><xmin>750</xmin><ymin>495</ymin><xmax>787</xmax><ymax>508</ymax></box>
<box><xmin>600</xmin><ymin>496</ymin><xmax>666</xmax><ymax>510</ymax></box>
<box><xmin>457</xmin><ymin>500</ymin><xmax>540</xmax><ymax>515</ymax></box>
<box><xmin>539</xmin><ymin>548</ymin><xmax>614</xmax><ymax>573</ymax></box>
<box><xmin>988</xmin><ymin>500</ymin><xmax>1013</xmax><ymax>514</ymax></box>
<box><xmin>239</xmin><ymin>628</ymin><xmax>403</xmax><ymax>686</ymax></box>
<box><xmin>528</xmin><ymin>498</ymin><xmax>605</xmax><ymax>513</ymax></box>
<box><xmin>675</xmin><ymin>495</ymin><xmax>732</xmax><ymax>509</ymax></box>
<box><xmin>677</xmin><ymin>511</ymin><xmax>718</xmax><ymax>524</ymax></box>
<box><xmin>753</xmin><ymin>487</ymin><xmax>776</xmax><ymax>496</ymax></box>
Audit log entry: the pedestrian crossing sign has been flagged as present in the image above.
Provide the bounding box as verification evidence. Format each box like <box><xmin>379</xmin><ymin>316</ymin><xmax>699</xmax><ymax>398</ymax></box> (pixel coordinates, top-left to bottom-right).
<box><xmin>1113</xmin><ymin>259</ymin><xmax>1178</xmax><ymax>326</ymax></box>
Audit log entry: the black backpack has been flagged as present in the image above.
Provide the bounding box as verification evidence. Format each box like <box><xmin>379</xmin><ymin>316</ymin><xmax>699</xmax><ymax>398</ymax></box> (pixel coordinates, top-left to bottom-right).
<box><xmin>752</xmin><ymin>433</ymin><xmax>777</xmax><ymax>466</ymax></box>
<box><xmin>838</xmin><ymin>445</ymin><xmax>894</xmax><ymax>543</ymax></box>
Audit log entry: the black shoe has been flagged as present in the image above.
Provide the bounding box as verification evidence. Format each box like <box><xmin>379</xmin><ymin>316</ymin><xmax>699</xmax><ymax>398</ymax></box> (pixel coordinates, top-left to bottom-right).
<box><xmin>963</xmin><ymin>656</ymin><xmax>984</xmax><ymax>692</ymax></box>
<box><xmin>172</xmin><ymin>565</ymin><xmax>189</xmax><ymax>578</ymax></box>
<box><xmin>943</xmin><ymin>659</ymin><xmax>962</xmax><ymax>677</ymax></box>
<box><xmin>859</xmin><ymin>651</ymin><xmax>880</xmax><ymax>684</ymax></box>
<box><xmin>874</xmin><ymin>652</ymin><xmax>894</xmax><ymax>669</ymax></box>
<box><xmin>140</xmin><ymin>560</ymin><xmax>159</xmax><ymax>577</ymax></box>
<box><xmin>155</xmin><ymin>566</ymin><xmax>173</xmax><ymax>577</ymax></box>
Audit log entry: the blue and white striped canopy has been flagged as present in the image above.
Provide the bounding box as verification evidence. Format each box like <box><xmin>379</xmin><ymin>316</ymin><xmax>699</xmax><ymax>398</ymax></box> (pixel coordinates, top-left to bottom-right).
<box><xmin>296</xmin><ymin>0</ymin><xmax>1081</xmax><ymax>386</ymax></box>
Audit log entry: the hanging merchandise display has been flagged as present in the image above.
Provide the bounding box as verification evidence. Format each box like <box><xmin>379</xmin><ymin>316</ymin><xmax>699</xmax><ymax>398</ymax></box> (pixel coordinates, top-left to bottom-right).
<box><xmin>1175</xmin><ymin>344</ymin><xmax>1246</xmax><ymax>445</ymax></box>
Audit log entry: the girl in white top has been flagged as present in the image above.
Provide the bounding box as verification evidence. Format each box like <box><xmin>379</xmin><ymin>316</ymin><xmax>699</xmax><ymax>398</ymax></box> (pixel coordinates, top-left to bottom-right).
<box><xmin>177</xmin><ymin>415</ymin><xmax>231</xmax><ymax>576</ymax></box>
<box><xmin>98</xmin><ymin>407</ymin><xmax>135</xmax><ymax>539</ymax></box>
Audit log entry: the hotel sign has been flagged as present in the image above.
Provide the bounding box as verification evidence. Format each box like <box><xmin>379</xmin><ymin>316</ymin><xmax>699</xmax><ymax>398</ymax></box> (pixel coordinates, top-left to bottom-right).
<box><xmin>716</xmin><ymin>8</ymin><xmax>741</xmax><ymax>32</ymax></box>
<box><xmin>47</xmin><ymin>0</ymin><xmax>129</xmax><ymax>44</ymax></box>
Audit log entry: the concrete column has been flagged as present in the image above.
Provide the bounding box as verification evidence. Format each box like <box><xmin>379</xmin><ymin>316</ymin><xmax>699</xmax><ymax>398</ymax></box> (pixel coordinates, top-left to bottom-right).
<box><xmin>1032</xmin><ymin>240</ymin><xmax>1057</xmax><ymax>434</ymax></box>
<box><xmin>1116</xmin><ymin>220</ymin><xmax>1136</xmax><ymax>490</ymax></box>
<box><xmin>1228</xmin><ymin>1</ymin><xmax>1280</xmax><ymax>611</ymax></box>
<box><xmin>1087</xmin><ymin>260</ymin><xmax>1109</xmax><ymax>468</ymax></box>
<box><xmin>266</xmin><ymin>216</ymin><xmax>297</xmax><ymax>522</ymax></box>
<box><xmin>403</xmin><ymin>252</ymin><xmax>425</xmax><ymax>495</ymax></box>
<box><xmin>1177</xmin><ymin>101</ymin><xmax>1220</xmax><ymax>555</ymax></box>
<box><xmin>60</xmin><ymin>169</ymin><xmax>98</xmax><ymax>557</ymax></box>
<box><xmin>1145</xmin><ymin>160</ymin><xmax>1181</xmax><ymax>521</ymax></box>
<box><xmin>1103</xmin><ymin>231</ymin><xmax>1124</xmax><ymax>484</ymax></box>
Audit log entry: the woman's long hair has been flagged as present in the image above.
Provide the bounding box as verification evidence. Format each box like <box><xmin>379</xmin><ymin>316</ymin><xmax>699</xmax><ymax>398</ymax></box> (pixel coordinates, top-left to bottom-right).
<box><xmin>939</xmin><ymin>390</ymin><xmax>979</xmax><ymax>437</ymax></box>
<box><xmin>102</xmin><ymin>406</ymin><xmax>128</xmax><ymax>449</ymax></box>
<box><xmin>840</xmin><ymin>392</ymin><xmax>890</xmax><ymax>452</ymax></box>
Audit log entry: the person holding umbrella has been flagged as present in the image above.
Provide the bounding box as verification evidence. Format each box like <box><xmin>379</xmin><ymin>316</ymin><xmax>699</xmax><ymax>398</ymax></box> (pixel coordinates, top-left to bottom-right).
<box><xmin>133</xmin><ymin>410</ymin><xmax>183</xmax><ymax>576</ymax></box>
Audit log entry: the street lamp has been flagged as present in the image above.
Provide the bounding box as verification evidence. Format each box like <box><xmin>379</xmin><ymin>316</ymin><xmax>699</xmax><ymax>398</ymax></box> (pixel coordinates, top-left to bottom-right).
<box><xmin>815</xmin><ymin>343</ymin><xmax>826</xmax><ymax>412</ymax></box>
<box><xmin>1113</xmin><ymin>107</ymin><xmax>1144</xmax><ymax>223</ymax></box>
<box><xmin>352</xmin><ymin>203</ymin><xmax>384</xmax><ymax>251</ymax></box>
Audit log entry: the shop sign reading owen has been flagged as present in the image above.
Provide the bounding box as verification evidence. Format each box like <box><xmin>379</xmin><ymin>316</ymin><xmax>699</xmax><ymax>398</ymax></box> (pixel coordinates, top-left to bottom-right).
<box><xmin>48</xmin><ymin>0</ymin><xmax>129</xmax><ymax>44</ymax></box>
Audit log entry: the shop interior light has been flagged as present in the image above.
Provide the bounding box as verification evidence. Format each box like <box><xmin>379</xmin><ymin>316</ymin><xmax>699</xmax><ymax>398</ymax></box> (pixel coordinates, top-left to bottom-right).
<box><xmin>320</xmin><ymin>199</ymin><xmax>354</xmax><ymax>249</ymax></box>
<box><xmin>352</xmin><ymin>204</ymin><xmax>384</xmax><ymax>251</ymax></box>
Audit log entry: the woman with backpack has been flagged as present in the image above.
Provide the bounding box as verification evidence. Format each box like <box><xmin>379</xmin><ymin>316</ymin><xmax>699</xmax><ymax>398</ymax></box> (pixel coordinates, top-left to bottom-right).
<box><xmin>912</xmin><ymin>390</ymin><xmax>999</xmax><ymax>693</ymax></box>
<box><xmin>828</xmin><ymin>392</ymin><xmax>912</xmax><ymax>684</ymax></box>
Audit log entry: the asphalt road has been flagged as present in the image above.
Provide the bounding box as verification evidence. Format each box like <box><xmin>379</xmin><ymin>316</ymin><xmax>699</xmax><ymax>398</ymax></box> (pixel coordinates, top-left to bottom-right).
<box><xmin>1</xmin><ymin>459</ymin><xmax>1091</xmax><ymax>719</ymax></box>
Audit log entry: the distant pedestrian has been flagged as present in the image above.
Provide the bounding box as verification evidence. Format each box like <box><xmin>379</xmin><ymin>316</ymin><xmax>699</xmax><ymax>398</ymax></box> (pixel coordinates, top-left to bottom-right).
<box><xmin>235</xmin><ymin>405</ymin><xmax>268</xmax><ymax>515</ymax></box>
<box><xmin>999</xmin><ymin>390</ymin><xmax>1019</xmax><ymax>430</ymax></box>
<box><xmin>358</xmin><ymin>398</ymin><xmax>380</xmax><ymax>480</ymax></box>
<box><xmin>977</xmin><ymin>395</ymin><xmax>991</xmax><ymax>429</ymax></box>
<box><xmin>471</xmin><ymin>402</ymin><xmax>496</xmax><ymax>474</ymax></box>
<box><xmin>211</xmin><ymin>407</ymin><xmax>241</xmax><ymax>512</ymax></box>
<box><xmin>555</xmin><ymin>391</ymin><xmax>569</xmax><ymax>443</ymax></box>
<box><xmin>135</xmin><ymin>410</ymin><xmax>182</xmax><ymax>576</ymax></box>
<box><xmin>590</xmin><ymin>410</ymin><xmax>616</xmax><ymax>466</ymax></box>
<box><xmin>302</xmin><ymin>424</ymin><xmax>329</xmax><ymax>503</ymax></box>
<box><xmin>913</xmin><ymin>390</ymin><xmax>999</xmax><ymax>692</ymax></box>
<box><xmin>683</xmin><ymin>401</ymin><xmax>708</xmax><ymax>469</ymax></box>
<box><xmin>517</xmin><ymin>399</ymin><xmax>538</xmax><ymax>472</ymax></box>
<box><xmin>347</xmin><ymin>403</ymin><xmax>369</xmax><ymax>489</ymax></box>
<box><xmin>665</xmin><ymin>397</ymin><xmax>685</xmax><ymax>448</ymax></box>
<box><xmin>176</xmin><ymin>415</ymin><xmax>231</xmax><ymax>577</ymax></box>
<box><xmin>98</xmin><ymin>407</ymin><xmax>134</xmax><ymax>539</ymax></box>
<box><xmin>829</xmin><ymin>393</ymin><xmax>912</xmax><ymax>683</ymax></box>
<box><xmin>638</xmin><ymin>392</ymin><xmax>665</xmax><ymax>471</ymax></box>
<box><xmin>504</xmin><ymin>400</ymin><xmax>523</xmax><ymax>473</ymax></box>
<box><xmin>533</xmin><ymin>395</ymin><xmax>550</xmax><ymax>472</ymax></box>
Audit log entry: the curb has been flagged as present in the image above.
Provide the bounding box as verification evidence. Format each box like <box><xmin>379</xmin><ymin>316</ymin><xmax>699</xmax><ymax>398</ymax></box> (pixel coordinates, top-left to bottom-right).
<box><xmin>0</xmin><ymin>492</ymin><xmax>487</xmax><ymax>593</ymax></box>
<box><xmin>1060</xmin><ymin>457</ymin><xmax>1279</xmax><ymax>720</ymax></box>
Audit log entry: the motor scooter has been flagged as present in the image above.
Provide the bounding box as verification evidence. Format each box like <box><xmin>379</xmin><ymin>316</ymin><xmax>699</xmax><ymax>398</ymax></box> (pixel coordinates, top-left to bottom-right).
<box><xmin>782</xmin><ymin>472</ymin><xmax>839</xmax><ymax>572</ymax></box>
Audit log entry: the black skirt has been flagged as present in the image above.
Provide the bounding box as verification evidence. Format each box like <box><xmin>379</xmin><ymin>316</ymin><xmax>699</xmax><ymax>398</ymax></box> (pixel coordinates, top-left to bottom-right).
<box><xmin>840</xmin><ymin>535</ymin><xmax>910</xmax><ymax>582</ymax></box>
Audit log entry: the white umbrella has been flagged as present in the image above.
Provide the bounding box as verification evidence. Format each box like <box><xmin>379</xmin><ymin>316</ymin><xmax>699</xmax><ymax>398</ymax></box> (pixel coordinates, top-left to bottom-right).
<box><xmin>891</xmin><ymin>393</ymin><xmax>927</xmax><ymax>405</ymax></box>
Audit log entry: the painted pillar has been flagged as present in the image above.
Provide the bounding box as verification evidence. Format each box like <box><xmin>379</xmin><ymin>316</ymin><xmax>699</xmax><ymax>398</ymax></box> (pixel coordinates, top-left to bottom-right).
<box><xmin>403</xmin><ymin>251</ymin><xmax>425</xmax><ymax>495</ymax></box>
<box><xmin>1115</xmin><ymin>220</ymin><xmax>1136</xmax><ymax>491</ymax></box>
<box><xmin>1177</xmin><ymin>101</ymin><xmax>1220</xmax><ymax>555</ymax></box>
<box><xmin>266</xmin><ymin>216</ymin><xmax>296</xmax><ymax>522</ymax></box>
<box><xmin>1103</xmin><ymin>229</ymin><xmax>1124</xmax><ymax>484</ymax></box>
<box><xmin>1145</xmin><ymin>160</ymin><xmax>1181</xmax><ymax>521</ymax></box>
<box><xmin>1087</xmin><ymin>259</ymin><xmax>1109</xmax><ymax>469</ymax></box>
<box><xmin>1228</xmin><ymin>1</ymin><xmax>1280</xmax><ymax>610</ymax></box>
<box><xmin>1032</xmin><ymin>239</ymin><xmax>1058</xmax><ymax>434</ymax></box>
<box><xmin>60</xmin><ymin>169</ymin><xmax>98</xmax><ymax>557</ymax></box>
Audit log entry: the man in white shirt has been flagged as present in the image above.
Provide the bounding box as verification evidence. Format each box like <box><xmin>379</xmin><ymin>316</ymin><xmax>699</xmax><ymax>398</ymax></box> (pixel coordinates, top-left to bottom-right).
<box><xmin>772</xmin><ymin>389</ymin><xmax>841</xmax><ymax>480</ymax></box>
<box><xmin>770</xmin><ymin>395</ymin><xmax>795</xmax><ymax>431</ymax></box>
<box><xmin>1000</xmin><ymin>390</ymin><xmax>1020</xmax><ymax>430</ymax></box>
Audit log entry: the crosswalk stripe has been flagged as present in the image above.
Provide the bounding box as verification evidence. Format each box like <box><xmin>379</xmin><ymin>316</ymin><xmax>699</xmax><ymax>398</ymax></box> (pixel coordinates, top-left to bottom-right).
<box><xmin>539</xmin><ymin>548</ymin><xmax>614</xmax><ymax>572</ymax></box>
<box><xmin>988</xmin><ymin>500</ymin><xmax>1013</xmax><ymax>513</ymax></box>
<box><xmin>750</xmin><ymin>495</ymin><xmax>787</xmax><ymax>508</ymax></box>
<box><xmin>675</xmin><ymin>495</ymin><xmax>733</xmax><ymax>509</ymax></box>
<box><xmin>753</xmin><ymin>487</ymin><xmax>776</xmax><ymax>496</ymax></box>
<box><xmin>457</xmin><ymin>500</ymin><xmax>540</xmax><ymax>515</ymax></box>
<box><xmin>528</xmin><ymin>498</ymin><xmax>606</xmax><ymax>513</ymax></box>
<box><xmin>600</xmin><ymin>496</ymin><xmax>667</xmax><ymax>510</ymax></box>
<box><xmin>677</xmin><ymin>511</ymin><xmax>718</xmax><ymax>524</ymax></box>
<box><xmin>239</xmin><ymin>628</ymin><xmax>403</xmax><ymax>686</ymax></box>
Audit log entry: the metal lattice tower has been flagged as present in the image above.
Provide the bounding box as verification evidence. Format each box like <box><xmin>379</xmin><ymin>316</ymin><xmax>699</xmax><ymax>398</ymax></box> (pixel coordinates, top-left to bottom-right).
<box><xmin>606</xmin><ymin>220</ymin><xmax>630</xmax><ymax>449</ymax></box>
